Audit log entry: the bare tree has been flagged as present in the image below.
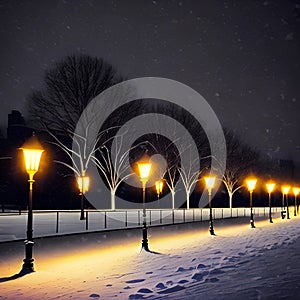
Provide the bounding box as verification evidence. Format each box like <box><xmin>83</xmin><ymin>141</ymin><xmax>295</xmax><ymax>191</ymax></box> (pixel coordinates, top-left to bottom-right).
<box><xmin>91</xmin><ymin>133</ymin><xmax>141</xmax><ymax>210</ymax></box>
<box><xmin>177</xmin><ymin>147</ymin><xmax>202</xmax><ymax>210</ymax></box>
<box><xmin>27</xmin><ymin>54</ymin><xmax>123</xmax><ymax>134</ymax></box>
<box><xmin>218</xmin><ymin>130</ymin><xmax>259</xmax><ymax>208</ymax></box>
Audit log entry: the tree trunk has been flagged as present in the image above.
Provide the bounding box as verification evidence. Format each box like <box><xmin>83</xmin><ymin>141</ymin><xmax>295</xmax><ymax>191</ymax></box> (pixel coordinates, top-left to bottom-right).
<box><xmin>171</xmin><ymin>191</ymin><xmax>175</xmax><ymax>209</ymax></box>
<box><xmin>229</xmin><ymin>192</ymin><xmax>233</xmax><ymax>209</ymax></box>
<box><xmin>186</xmin><ymin>191</ymin><xmax>190</xmax><ymax>210</ymax></box>
<box><xmin>111</xmin><ymin>192</ymin><xmax>115</xmax><ymax>210</ymax></box>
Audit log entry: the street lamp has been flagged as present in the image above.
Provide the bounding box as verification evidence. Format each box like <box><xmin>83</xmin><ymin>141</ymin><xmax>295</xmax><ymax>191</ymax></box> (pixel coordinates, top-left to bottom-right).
<box><xmin>155</xmin><ymin>180</ymin><xmax>163</xmax><ymax>208</ymax></box>
<box><xmin>204</xmin><ymin>176</ymin><xmax>216</xmax><ymax>235</ymax></box>
<box><xmin>77</xmin><ymin>175</ymin><xmax>90</xmax><ymax>220</ymax></box>
<box><xmin>281</xmin><ymin>186</ymin><xmax>290</xmax><ymax>219</ymax></box>
<box><xmin>266</xmin><ymin>182</ymin><xmax>275</xmax><ymax>223</ymax></box>
<box><xmin>137</xmin><ymin>156</ymin><xmax>152</xmax><ymax>252</ymax></box>
<box><xmin>20</xmin><ymin>134</ymin><xmax>44</xmax><ymax>273</ymax></box>
<box><xmin>246</xmin><ymin>177</ymin><xmax>257</xmax><ymax>228</ymax></box>
<box><xmin>293</xmin><ymin>187</ymin><xmax>299</xmax><ymax>217</ymax></box>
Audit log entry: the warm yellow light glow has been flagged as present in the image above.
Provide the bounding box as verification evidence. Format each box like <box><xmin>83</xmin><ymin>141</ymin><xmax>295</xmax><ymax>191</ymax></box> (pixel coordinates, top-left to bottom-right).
<box><xmin>246</xmin><ymin>178</ymin><xmax>257</xmax><ymax>192</ymax></box>
<box><xmin>282</xmin><ymin>185</ymin><xmax>290</xmax><ymax>195</ymax></box>
<box><xmin>22</xmin><ymin>149</ymin><xmax>43</xmax><ymax>174</ymax></box>
<box><xmin>137</xmin><ymin>163</ymin><xmax>151</xmax><ymax>182</ymax></box>
<box><xmin>160</xmin><ymin>181</ymin><xmax>163</xmax><ymax>192</ymax></box>
<box><xmin>266</xmin><ymin>182</ymin><xmax>275</xmax><ymax>194</ymax></box>
<box><xmin>293</xmin><ymin>187</ymin><xmax>300</xmax><ymax>196</ymax></box>
<box><xmin>20</xmin><ymin>134</ymin><xmax>44</xmax><ymax>178</ymax></box>
<box><xmin>155</xmin><ymin>180</ymin><xmax>163</xmax><ymax>195</ymax></box>
<box><xmin>204</xmin><ymin>176</ymin><xmax>216</xmax><ymax>190</ymax></box>
<box><xmin>77</xmin><ymin>176</ymin><xmax>90</xmax><ymax>194</ymax></box>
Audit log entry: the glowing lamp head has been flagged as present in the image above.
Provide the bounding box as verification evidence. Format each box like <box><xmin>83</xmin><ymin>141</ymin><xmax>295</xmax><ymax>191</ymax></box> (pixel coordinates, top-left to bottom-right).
<box><xmin>246</xmin><ymin>178</ymin><xmax>257</xmax><ymax>192</ymax></box>
<box><xmin>293</xmin><ymin>187</ymin><xmax>300</xmax><ymax>196</ymax></box>
<box><xmin>138</xmin><ymin>163</ymin><xmax>151</xmax><ymax>181</ymax></box>
<box><xmin>204</xmin><ymin>176</ymin><xmax>216</xmax><ymax>190</ymax></box>
<box><xmin>77</xmin><ymin>176</ymin><xmax>90</xmax><ymax>194</ymax></box>
<box><xmin>282</xmin><ymin>186</ymin><xmax>290</xmax><ymax>195</ymax></box>
<box><xmin>159</xmin><ymin>181</ymin><xmax>163</xmax><ymax>192</ymax></box>
<box><xmin>266</xmin><ymin>182</ymin><xmax>275</xmax><ymax>194</ymax></box>
<box><xmin>20</xmin><ymin>134</ymin><xmax>44</xmax><ymax>177</ymax></box>
<box><xmin>155</xmin><ymin>180</ymin><xmax>163</xmax><ymax>194</ymax></box>
<box><xmin>137</xmin><ymin>153</ymin><xmax>152</xmax><ymax>183</ymax></box>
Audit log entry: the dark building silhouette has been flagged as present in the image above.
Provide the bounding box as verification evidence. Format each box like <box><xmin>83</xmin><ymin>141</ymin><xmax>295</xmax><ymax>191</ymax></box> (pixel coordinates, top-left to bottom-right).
<box><xmin>7</xmin><ymin>110</ymin><xmax>31</xmax><ymax>144</ymax></box>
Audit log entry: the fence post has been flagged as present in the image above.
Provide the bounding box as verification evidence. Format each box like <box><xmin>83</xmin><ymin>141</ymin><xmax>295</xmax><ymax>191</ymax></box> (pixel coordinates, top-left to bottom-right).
<box><xmin>160</xmin><ymin>210</ymin><xmax>162</xmax><ymax>224</ymax></box>
<box><xmin>200</xmin><ymin>208</ymin><xmax>202</xmax><ymax>221</ymax></box>
<box><xmin>125</xmin><ymin>210</ymin><xmax>128</xmax><ymax>227</ymax></box>
<box><xmin>86</xmin><ymin>210</ymin><xmax>88</xmax><ymax>230</ymax></box>
<box><xmin>104</xmin><ymin>212</ymin><xmax>107</xmax><ymax>229</ymax></box>
<box><xmin>138</xmin><ymin>210</ymin><xmax>140</xmax><ymax>226</ymax></box>
<box><xmin>56</xmin><ymin>211</ymin><xmax>59</xmax><ymax>233</ymax></box>
<box><xmin>172</xmin><ymin>209</ymin><xmax>175</xmax><ymax>224</ymax></box>
<box><xmin>149</xmin><ymin>210</ymin><xmax>152</xmax><ymax>225</ymax></box>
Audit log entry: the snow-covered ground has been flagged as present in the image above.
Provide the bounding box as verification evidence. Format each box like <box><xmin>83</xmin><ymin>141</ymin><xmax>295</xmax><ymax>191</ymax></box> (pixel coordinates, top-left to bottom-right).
<box><xmin>1</xmin><ymin>214</ymin><xmax>300</xmax><ymax>299</ymax></box>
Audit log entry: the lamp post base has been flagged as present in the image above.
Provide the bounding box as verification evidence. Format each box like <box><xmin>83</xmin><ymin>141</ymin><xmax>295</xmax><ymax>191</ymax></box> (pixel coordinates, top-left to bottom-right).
<box><xmin>209</xmin><ymin>221</ymin><xmax>215</xmax><ymax>235</ymax></box>
<box><xmin>141</xmin><ymin>224</ymin><xmax>150</xmax><ymax>252</ymax></box>
<box><xmin>21</xmin><ymin>240</ymin><xmax>34</xmax><ymax>273</ymax></box>
<box><xmin>250</xmin><ymin>219</ymin><xmax>255</xmax><ymax>228</ymax></box>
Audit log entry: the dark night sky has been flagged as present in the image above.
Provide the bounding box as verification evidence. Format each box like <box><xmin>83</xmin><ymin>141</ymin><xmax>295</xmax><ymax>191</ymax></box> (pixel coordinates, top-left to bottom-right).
<box><xmin>1</xmin><ymin>0</ymin><xmax>300</xmax><ymax>162</ymax></box>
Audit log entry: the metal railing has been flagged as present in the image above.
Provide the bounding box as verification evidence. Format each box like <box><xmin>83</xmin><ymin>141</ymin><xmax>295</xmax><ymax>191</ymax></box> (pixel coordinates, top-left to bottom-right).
<box><xmin>0</xmin><ymin>207</ymin><xmax>285</xmax><ymax>240</ymax></box>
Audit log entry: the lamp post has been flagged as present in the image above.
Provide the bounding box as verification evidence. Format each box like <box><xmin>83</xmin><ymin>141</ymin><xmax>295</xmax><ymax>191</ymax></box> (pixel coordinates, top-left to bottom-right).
<box><xmin>282</xmin><ymin>186</ymin><xmax>290</xmax><ymax>219</ymax></box>
<box><xmin>20</xmin><ymin>134</ymin><xmax>44</xmax><ymax>273</ymax></box>
<box><xmin>155</xmin><ymin>180</ymin><xmax>163</xmax><ymax>208</ymax></box>
<box><xmin>266</xmin><ymin>182</ymin><xmax>275</xmax><ymax>223</ymax></box>
<box><xmin>246</xmin><ymin>177</ymin><xmax>257</xmax><ymax>228</ymax></box>
<box><xmin>137</xmin><ymin>157</ymin><xmax>152</xmax><ymax>252</ymax></box>
<box><xmin>293</xmin><ymin>187</ymin><xmax>299</xmax><ymax>217</ymax></box>
<box><xmin>204</xmin><ymin>176</ymin><xmax>216</xmax><ymax>235</ymax></box>
<box><xmin>77</xmin><ymin>175</ymin><xmax>90</xmax><ymax>220</ymax></box>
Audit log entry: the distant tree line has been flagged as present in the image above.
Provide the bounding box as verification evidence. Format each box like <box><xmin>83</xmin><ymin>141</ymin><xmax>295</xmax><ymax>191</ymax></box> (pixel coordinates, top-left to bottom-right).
<box><xmin>0</xmin><ymin>54</ymin><xmax>294</xmax><ymax>211</ymax></box>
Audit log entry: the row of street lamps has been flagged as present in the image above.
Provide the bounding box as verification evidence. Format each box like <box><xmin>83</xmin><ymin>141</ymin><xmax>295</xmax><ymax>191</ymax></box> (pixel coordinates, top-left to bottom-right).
<box><xmin>245</xmin><ymin>178</ymin><xmax>300</xmax><ymax>230</ymax></box>
<box><xmin>18</xmin><ymin>134</ymin><xmax>300</xmax><ymax>267</ymax></box>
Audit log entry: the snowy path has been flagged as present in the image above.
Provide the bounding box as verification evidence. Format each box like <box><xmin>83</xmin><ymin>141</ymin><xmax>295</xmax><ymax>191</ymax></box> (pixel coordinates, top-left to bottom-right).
<box><xmin>0</xmin><ymin>216</ymin><xmax>300</xmax><ymax>299</ymax></box>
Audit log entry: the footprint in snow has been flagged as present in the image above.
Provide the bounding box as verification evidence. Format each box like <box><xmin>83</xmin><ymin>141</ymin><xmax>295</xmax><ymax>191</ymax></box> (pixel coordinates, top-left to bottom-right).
<box><xmin>89</xmin><ymin>294</ymin><xmax>100</xmax><ymax>298</ymax></box>
<box><xmin>191</xmin><ymin>271</ymin><xmax>208</xmax><ymax>281</ymax></box>
<box><xmin>157</xmin><ymin>285</ymin><xmax>185</xmax><ymax>294</ymax></box>
<box><xmin>128</xmin><ymin>294</ymin><xmax>147</xmax><ymax>299</ymax></box>
<box><xmin>178</xmin><ymin>279</ymin><xmax>189</xmax><ymax>284</ymax></box>
<box><xmin>156</xmin><ymin>282</ymin><xmax>167</xmax><ymax>289</ymax></box>
<box><xmin>176</xmin><ymin>266</ymin><xmax>195</xmax><ymax>272</ymax></box>
<box><xmin>197</xmin><ymin>263</ymin><xmax>206</xmax><ymax>269</ymax></box>
<box><xmin>137</xmin><ymin>288</ymin><xmax>153</xmax><ymax>294</ymax></box>
<box><xmin>125</xmin><ymin>279</ymin><xmax>145</xmax><ymax>284</ymax></box>
<box><xmin>124</xmin><ymin>286</ymin><xmax>132</xmax><ymax>290</ymax></box>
